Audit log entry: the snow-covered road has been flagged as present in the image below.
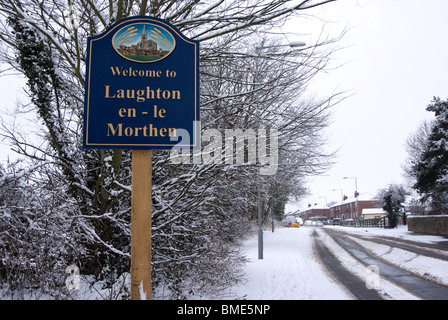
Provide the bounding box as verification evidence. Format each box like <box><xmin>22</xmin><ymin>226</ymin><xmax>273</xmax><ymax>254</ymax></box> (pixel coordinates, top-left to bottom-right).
<box><xmin>225</xmin><ymin>227</ymin><xmax>353</xmax><ymax>299</ymax></box>
<box><xmin>225</xmin><ymin>225</ymin><xmax>448</xmax><ymax>300</ymax></box>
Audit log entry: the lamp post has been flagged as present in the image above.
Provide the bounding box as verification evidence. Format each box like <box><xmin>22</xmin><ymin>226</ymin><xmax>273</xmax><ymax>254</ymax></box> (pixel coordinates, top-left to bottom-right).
<box><xmin>256</xmin><ymin>41</ymin><xmax>307</xmax><ymax>51</ymax></box>
<box><xmin>255</xmin><ymin>40</ymin><xmax>306</xmax><ymax>260</ymax></box>
<box><xmin>343</xmin><ymin>177</ymin><xmax>358</xmax><ymax>219</ymax></box>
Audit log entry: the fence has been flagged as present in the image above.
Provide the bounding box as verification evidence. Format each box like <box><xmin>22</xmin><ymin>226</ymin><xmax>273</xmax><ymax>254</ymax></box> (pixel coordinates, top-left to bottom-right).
<box><xmin>340</xmin><ymin>217</ymin><xmax>387</xmax><ymax>228</ymax></box>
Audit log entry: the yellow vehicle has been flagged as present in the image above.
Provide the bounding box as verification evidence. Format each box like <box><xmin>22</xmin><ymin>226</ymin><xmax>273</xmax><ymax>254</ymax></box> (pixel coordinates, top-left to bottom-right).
<box><xmin>284</xmin><ymin>216</ymin><xmax>302</xmax><ymax>228</ymax></box>
<box><xmin>290</xmin><ymin>217</ymin><xmax>302</xmax><ymax>228</ymax></box>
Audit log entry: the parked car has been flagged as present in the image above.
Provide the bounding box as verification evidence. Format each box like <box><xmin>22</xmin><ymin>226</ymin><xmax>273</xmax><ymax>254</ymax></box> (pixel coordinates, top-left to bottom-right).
<box><xmin>315</xmin><ymin>221</ymin><xmax>324</xmax><ymax>227</ymax></box>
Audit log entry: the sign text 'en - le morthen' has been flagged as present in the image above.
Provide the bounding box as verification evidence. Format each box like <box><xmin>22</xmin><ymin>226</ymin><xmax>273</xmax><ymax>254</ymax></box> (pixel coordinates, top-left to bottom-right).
<box><xmin>104</xmin><ymin>66</ymin><xmax>182</xmax><ymax>138</ymax></box>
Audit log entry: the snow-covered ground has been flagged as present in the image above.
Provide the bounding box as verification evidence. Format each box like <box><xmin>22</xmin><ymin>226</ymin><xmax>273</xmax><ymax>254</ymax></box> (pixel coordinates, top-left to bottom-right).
<box><xmin>4</xmin><ymin>224</ymin><xmax>447</xmax><ymax>300</ymax></box>
<box><xmin>223</xmin><ymin>227</ymin><xmax>353</xmax><ymax>299</ymax></box>
<box><xmin>224</xmin><ymin>225</ymin><xmax>448</xmax><ymax>300</ymax></box>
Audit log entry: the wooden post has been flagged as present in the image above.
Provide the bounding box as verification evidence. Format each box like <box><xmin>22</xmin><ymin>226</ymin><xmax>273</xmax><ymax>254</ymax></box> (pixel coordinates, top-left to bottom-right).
<box><xmin>131</xmin><ymin>150</ymin><xmax>152</xmax><ymax>300</ymax></box>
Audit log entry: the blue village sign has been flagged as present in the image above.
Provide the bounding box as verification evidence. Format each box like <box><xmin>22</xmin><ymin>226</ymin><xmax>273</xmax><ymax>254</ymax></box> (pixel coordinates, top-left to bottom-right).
<box><xmin>83</xmin><ymin>16</ymin><xmax>200</xmax><ymax>149</ymax></box>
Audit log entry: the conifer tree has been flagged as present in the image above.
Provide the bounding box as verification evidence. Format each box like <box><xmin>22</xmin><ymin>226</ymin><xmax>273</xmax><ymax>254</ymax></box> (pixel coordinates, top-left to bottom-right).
<box><xmin>413</xmin><ymin>97</ymin><xmax>448</xmax><ymax>214</ymax></box>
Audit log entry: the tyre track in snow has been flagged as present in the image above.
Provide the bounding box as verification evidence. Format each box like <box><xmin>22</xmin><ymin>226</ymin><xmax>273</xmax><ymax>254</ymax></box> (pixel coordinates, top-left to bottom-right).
<box><xmin>320</xmin><ymin>228</ymin><xmax>448</xmax><ymax>300</ymax></box>
<box><xmin>312</xmin><ymin>230</ymin><xmax>383</xmax><ymax>300</ymax></box>
<box><xmin>334</xmin><ymin>229</ymin><xmax>448</xmax><ymax>261</ymax></box>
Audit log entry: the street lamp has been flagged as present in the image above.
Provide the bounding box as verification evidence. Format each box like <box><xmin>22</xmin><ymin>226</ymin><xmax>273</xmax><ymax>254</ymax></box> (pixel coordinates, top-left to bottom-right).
<box><xmin>343</xmin><ymin>177</ymin><xmax>358</xmax><ymax>219</ymax></box>
<box><xmin>256</xmin><ymin>41</ymin><xmax>307</xmax><ymax>52</ymax></box>
<box><xmin>255</xmin><ymin>40</ymin><xmax>306</xmax><ymax>260</ymax></box>
<box><xmin>289</xmin><ymin>41</ymin><xmax>307</xmax><ymax>48</ymax></box>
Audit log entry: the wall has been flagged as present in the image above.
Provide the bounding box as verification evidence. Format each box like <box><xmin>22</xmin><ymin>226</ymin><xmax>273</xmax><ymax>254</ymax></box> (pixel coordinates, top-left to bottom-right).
<box><xmin>407</xmin><ymin>215</ymin><xmax>448</xmax><ymax>237</ymax></box>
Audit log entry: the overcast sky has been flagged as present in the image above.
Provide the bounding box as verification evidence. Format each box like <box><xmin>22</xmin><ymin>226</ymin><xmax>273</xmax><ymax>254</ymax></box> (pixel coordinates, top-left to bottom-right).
<box><xmin>285</xmin><ymin>0</ymin><xmax>448</xmax><ymax>211</ymax></box>
<box><xmin>1</xmin><ymin>1</ymin><xmax>447</xmax><ymax>213</ymax></box>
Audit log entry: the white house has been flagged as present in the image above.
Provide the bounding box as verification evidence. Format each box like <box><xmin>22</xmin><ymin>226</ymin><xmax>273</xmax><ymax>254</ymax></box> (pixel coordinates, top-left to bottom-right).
<box><xmin>361</xmin><ymin>208</ymin><xmax>387</xmax><ymax>219</ymax></box>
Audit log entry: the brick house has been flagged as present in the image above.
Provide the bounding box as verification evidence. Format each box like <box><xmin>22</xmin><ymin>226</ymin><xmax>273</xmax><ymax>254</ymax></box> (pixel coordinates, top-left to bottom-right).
<box><xmin>297</xmin><ymin>205</ymin><xmax>331</xmax><ymax>220</ymax></box>
<box><xmin>294</xmin><ymin>193</ymin><xmax>381</xmax><ymax>221</ymax></box>
<box><xmin>329</xmin><ymin>194</ymin><xmax>380</xmax><ymax>220</ymax></box>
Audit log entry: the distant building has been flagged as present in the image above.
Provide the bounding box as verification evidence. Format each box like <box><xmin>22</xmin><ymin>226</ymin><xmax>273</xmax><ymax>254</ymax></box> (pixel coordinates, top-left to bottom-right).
<box><xmin>330</xmin><ymin>194</ymin><xmax>380</xmax><ymax>220</ymax></box>
<box><xmin>329</xmin><ymin>194</ymin><xmax>380</xmax><ymax>220</ymax></box>
<box><xmin>361</xmin><ymin>208</ymin><xmax>387</xmax><ymax>219</ymax></box>
<box><xmin>296</xmin><ymin>204</ymin><xmax>330</xmax><ymax>220</ymax></box>
<box><xmin>294</xmin><ymin>193</ymin><xmax>381</xmax><ymax>221</ymax></box>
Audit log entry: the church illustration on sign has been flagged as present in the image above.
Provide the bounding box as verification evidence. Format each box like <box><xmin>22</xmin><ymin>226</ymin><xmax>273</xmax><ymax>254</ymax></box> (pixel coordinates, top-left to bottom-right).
<box><xmin>136</xmin><ymin>26</ymin><xmax>158</xmax><ymax>51</ymax></box>
<box><xmin>114</xmin><ymin>23</ymin><xmax>174</xmax><ymax>62</ymax></box>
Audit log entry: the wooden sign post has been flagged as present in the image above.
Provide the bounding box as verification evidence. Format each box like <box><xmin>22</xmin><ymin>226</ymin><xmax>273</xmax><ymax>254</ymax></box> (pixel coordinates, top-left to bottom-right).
<box><xmin>130</xmin><ymin>150</ymin><xmax>152</xmax><ymax>299</ymax></box>
<box><xmin>83</xmin><ymin>16</ymin><xmax>199</xmax><ymax>300</ymax></box>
